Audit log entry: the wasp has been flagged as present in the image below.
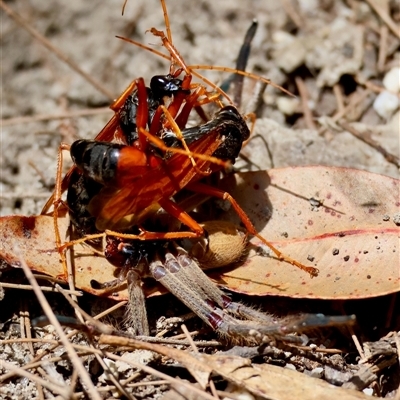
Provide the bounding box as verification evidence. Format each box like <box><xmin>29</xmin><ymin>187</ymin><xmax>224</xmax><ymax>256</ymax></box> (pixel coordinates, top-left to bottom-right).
<box><xmin>37</xmin><ymin>0</ymin><xmax>353</xmax><ymax>340</ymax></box>
<box><xmin>43</xmin><ymin>0</ymin><xmax>318</xmax><ymax>280</ymax></box>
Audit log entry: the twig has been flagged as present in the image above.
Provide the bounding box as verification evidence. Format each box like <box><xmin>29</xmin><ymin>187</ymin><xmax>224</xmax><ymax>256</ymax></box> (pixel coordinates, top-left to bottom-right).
<box><xmin>365</xmin><ymin>0</ymin><xmax>400</xmax><ymax>39</ymax></box>
<box><xmin>356</xmin><ymin>76</ymin><xmax>400</xmax><ymax>96</ymax></box>
<box><xmin>378</xmin><ymin>25</ymin><xmax>389</xmax><ymax>73</ymax></box>
<box><xmin>295</xmin><ymin>76</ymin><xmax>317</xmax><ymax>130</ymax></box>
<box><xmin>349</xmin><ymin>325</ymin><xmax>365</xmax><ymax>360</ymax></box>
<box><xmin>337</xmin><ymin>121</ymin><xmax>400</xmax><ymax>168</ymax></box>
<box><xmin>0</xmin><ymin>1</ymin><xmax>114</xmax><ymax>100</ymax></box>
<box><xmin>318</xmin><ymin>89</ymin><xmax>371</xmax><ymax>135</ymax></box>
<box><xmin>181</xmin><ymin>324</ymin><xmax>199</xmax><ymax>354</ymax></box>
<box><xmin>281</xmin><ymin>0</ymin><xmax>305</xmax><ymax>29</ymax></box>
<box><xmin>0</xmin><ymin>281</ymin><xmax>82</xmax><ymax>296</ymax></box>
<box><xmin>15</xmin><ymin>247</ymin><xmax>102</xmax><ymax>400</ymax></box>
<box><xmin>1</xmin><ymin>107</ymin><xmax>111</xmax><ymax>127</ymax></box>
<box><xmin>209</xmin><ymin>380</ymin><xmax>220</xmax><ymax>399</ymax></box>
<box><xmin>105</xmin><ymin>351</ymin><xmax>216</xmax><ymax>400</ymax></box>
<box><xmin>0</xmin><ymin>361</ymin><xmax>71</xmax><ymax>397</ymax></box>
<box><xmin>333</xmin><ymin>84</ymin><xmax>345</xmax><ymax>115</ymax></box>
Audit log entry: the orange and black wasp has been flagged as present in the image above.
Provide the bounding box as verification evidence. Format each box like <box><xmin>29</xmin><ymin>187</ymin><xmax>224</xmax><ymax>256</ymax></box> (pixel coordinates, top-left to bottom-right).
<box><xmin>42</xmin><ymin>2</ymin><xmax>317</xmax><ymax>279</ymax></box>
<box><xmin>37</xmin><ymin>1</ymin><xmax>362</xmax><ymax>340</ymax></box>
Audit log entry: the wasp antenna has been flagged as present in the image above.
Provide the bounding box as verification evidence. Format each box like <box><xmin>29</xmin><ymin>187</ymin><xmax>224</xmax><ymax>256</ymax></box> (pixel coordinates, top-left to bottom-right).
<box><xmin>160</xmin><ymin>0</ymin><xmax>173</xmax><ymax>45</ymax></box>
<box><xmin>189</xmin><ymin>65</ymin><xmax>294</xmax><ymax>97</ymax></box>
<box><xmin>116</xmin><ymin>35</ymin><xmax>171</xmax><ymax>62</ymax></box>
<box><xmin>150</xmin><ymin>28</ymin><xmax>191</xmax><ymax>76</ymax></box>
<box><xmin>190</xmin><ymin>69</ymin><xmax>234</xmax><ymax>105</ymax></box>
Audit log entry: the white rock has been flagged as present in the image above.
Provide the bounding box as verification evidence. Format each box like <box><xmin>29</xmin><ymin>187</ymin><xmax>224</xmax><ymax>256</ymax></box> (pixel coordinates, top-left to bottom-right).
<box><xmin>363</xmin><ymin>388</ymin><xmax>374</xmax><ymax>396</ymax></box>
<box><xmin>373</xmin><ymin>91</ymin><xmax>400</xmax><ymax>119</ymax></box>
<box><xmin>310</xmin><ymin>367</ymin><xmax>324</xmax><ymax>378</ymax></box>
<box><xmin>383</xmin><ymin>67</ymin><xmax>400</xmax><ymax>93</ymax></box>
<box><xmin>276</xmin><ymin>96</ymin><xmax>300</xmax><ymax>115</ymax></box>
<box><xmin>298</xmin><ymin>0</ymin><xmax>319</xmax><ymax>13</ymax></box>
<box><xmin>272</xmin><ymin>30</ymin><xmax>294</xmax><ymax>45</ymax></box>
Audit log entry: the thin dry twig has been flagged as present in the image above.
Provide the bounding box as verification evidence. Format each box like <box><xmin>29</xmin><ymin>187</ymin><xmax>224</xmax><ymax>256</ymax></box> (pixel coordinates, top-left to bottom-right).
<box><xmin>337</xmin><ymin>121</ymin><xmax>400</xmax><ymax>168</ymax></box>
<box><xmin>295</xmin><ymin>76</ymin><xmax>317</xmax><ymax>130</ymax></box>
<box><xmin>0</xmin><ymin>361</ymin><xmax>72</xmax><ymax>397</ymax></box>
<box><xmin>333</xmin><ymin>84</ymin><xmax>345</xmax><ymax>115</ymax></box>
<box><xmin>378</xmin><ymin>25</ymin><xmax>389</xmax><ymax>73</ymax></box>
<box><xmin>318</xmin><ymin>89</ymin><xmax>372</xmax><ymax>135</ymax></box>
<box><xmin>15</xmin><ymin>247</ymin><xmax>102</xmax><ymax>400</ymax></box>
<box><xmin>104</xmin><ymin>351</ymin><xmax>216</xmax><ymax>400</ymax></box>
<box><xmin>365</xmin><ymin>0</ymin><xmax>400</xmax><ymax>39</ymax></box>
<box><xmin>0</xmin><ymin>281</ymin><xmax>82</xmax><ymax>295</ymax></box>
<box><xmin>349</xmin><ymin>325</ymin><xmax>365</xmax><ymax>360</ymax></box>
<box><xmin>0</xmin><ymin>1</ymin><xmax>114</xmax><ymax>100</ymax></box>
<box><xmin>181</xmin><ymin>324</ymin><xmax>199</xmax><ymax>354</ymax></box>
<box><xmin>281</xmin><ymin>0</ymin><xmax>305</xmax><ymax>29</ymax></box>
<box><xmin>1</xmin><ymin>107</ymin><xmax>111</xmax><ymax>127</ymax></box>
<box><xmin>100</xmin><ymin>335</ymin><xmax>218</xmax><ymax>400</ymax></box>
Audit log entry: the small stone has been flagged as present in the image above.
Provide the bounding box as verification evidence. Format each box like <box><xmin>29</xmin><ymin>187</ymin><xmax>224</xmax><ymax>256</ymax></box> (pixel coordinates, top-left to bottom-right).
<box><xmin>373</xmin><ymin>91</ymin><xmax>400</xmax><ymax>119</ymax></box>
<box><xmin>383</xmin><ymin>67</ymin><xmax>400</xmax><ymax>93</ymax></box>
<box><xmin>276</xmin><ymin>96</ymin><xmax>300</xmax><ymax>115</ymax></box>
<box><xmin>332</xmin><ymin>248</ymin><xmax>339</xmax><ymax>255</ymax></box>
<box><xmin>363</xmin><ymin>388</ymin><xmax>374</xmax><ymax>396</ymax></box>
<box><xmin>310</xmin><ymin>367</ymin><xmax>324</xmax><ymax>378</ymax></box>
<box><xmin>382</xmin><ymin>215</ymin><xmax>390</xmax><ymax>221</ymax></box>
<box><xmin>393</xmin><ymin>213</ymin><xmax>400</xmax><ymax>226</ymax></box>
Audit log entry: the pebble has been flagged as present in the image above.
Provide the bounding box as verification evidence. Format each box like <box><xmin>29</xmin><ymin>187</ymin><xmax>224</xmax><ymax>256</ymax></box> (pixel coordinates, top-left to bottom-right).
<box><xmin>383</xmin><ymin>67</ymin><xmax>400</xmax><ymax>93</ymax></box>
<box><xmin>373</xmin><ymin>91</ymin><xmax>400</xmax><ymax>119</ymax></box>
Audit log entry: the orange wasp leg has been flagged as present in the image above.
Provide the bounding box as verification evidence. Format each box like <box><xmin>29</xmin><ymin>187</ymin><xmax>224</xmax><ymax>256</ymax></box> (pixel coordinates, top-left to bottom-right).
<box><xmin>106</xmin><ymin>197</ymin><xmax>205</xmax><ymax>241</ymax></box>
<box><xmin>137</xmin><ymin>127</ymin><xmax>229</xmax><ymax>169</ymax></box>
<box><xmin>110</xmin><ymin>79</ymin><xmax>136</xmax><ymax>111</ymax></box>
<box><xmin>134</xmin><ymin>77</ymin><xmax>150</xmax><ymax>153</ymax></box>
<box><xmin>186</xmin><ymin>182</ymin><xmax>319</xmax><ymax>278</ymax></box>
<box><xmin>59</xmin><ymin>199</ymin><xmax>204</xmax><ymax>251</ymax></box>
<box><xmin>158</xmin><ymin>105</ymin><xmax>223</xmax><ymax>175</ymax></box>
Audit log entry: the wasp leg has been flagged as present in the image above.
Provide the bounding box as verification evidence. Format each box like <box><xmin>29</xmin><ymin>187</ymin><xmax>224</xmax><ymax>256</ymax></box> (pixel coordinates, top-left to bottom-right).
<box><xmin>187</xmin><ymin>181</ymin><xmax>319</xmax><ymax>277</ymax></box>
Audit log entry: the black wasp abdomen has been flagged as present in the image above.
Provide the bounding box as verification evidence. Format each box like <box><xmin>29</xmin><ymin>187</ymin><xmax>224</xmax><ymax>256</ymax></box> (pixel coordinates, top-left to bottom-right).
<box><xmin>70</xmin><ymin>140</ymin><xmax>123</xmax><ymax>186</ymax></box>
<box><xmin>66</xmin><ymin>170</ymin><xmax>103</xmax><ymax>235</ymax></box>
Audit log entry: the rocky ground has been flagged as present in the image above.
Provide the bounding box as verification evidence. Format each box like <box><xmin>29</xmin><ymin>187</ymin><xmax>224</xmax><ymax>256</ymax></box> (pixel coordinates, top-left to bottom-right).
<box><xmin>1</xmin><ymin>0</ymin><xmax>399</xmax><ymax>398</ymax></box>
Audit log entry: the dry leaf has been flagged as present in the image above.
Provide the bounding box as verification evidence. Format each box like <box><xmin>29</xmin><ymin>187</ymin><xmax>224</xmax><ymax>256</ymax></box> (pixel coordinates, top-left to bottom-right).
<box><xmin>199</xmin><ymin>354</ymin><xmax>371</xmax><ymax>400</ymax></box>
<box><xmin>209</xmin><ymin>166</ymin><xmax>400</xmax><ymax>299</ymax></box>
<box><xmin>1</xmin><ymin>166</ymin><xmax>398</xmax><ymax>301</ymax></box>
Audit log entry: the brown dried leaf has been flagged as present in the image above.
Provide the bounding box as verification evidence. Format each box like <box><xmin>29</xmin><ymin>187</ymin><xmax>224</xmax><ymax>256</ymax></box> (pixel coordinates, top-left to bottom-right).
<box><xmin>209</xmin><ymin>166</ymin><xmax>400</xmax><ymax>299</ymax></box>
<box><xmin>1</xmin><ymin>166</ymin><xmax>399</xmax><ymax>300</ymax></box>
<box><xmin>100</xmin><ymin>334</ymin><xmax>371</xmax><ymax>398</ymax></box>
<box><xmin>199</xmin><ymin>354</ymin><xmax>371</xmax><ymax>400</ymax></box>
<box><xmin>0</xmin><ymin>214</ymin><xmax>162</xmax><ymax>300</ymax></box>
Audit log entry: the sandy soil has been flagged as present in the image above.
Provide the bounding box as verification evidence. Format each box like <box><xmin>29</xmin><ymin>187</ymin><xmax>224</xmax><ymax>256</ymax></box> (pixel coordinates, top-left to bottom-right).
<box><xmin>1</xmin><ymin>0</ymin><xmax>399</xmax><ymax>398</ymax></box>
<box><xmin>2</xmin><ymin>0</ymin><xmax>399</xmax><ymax>218</ymax></box>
